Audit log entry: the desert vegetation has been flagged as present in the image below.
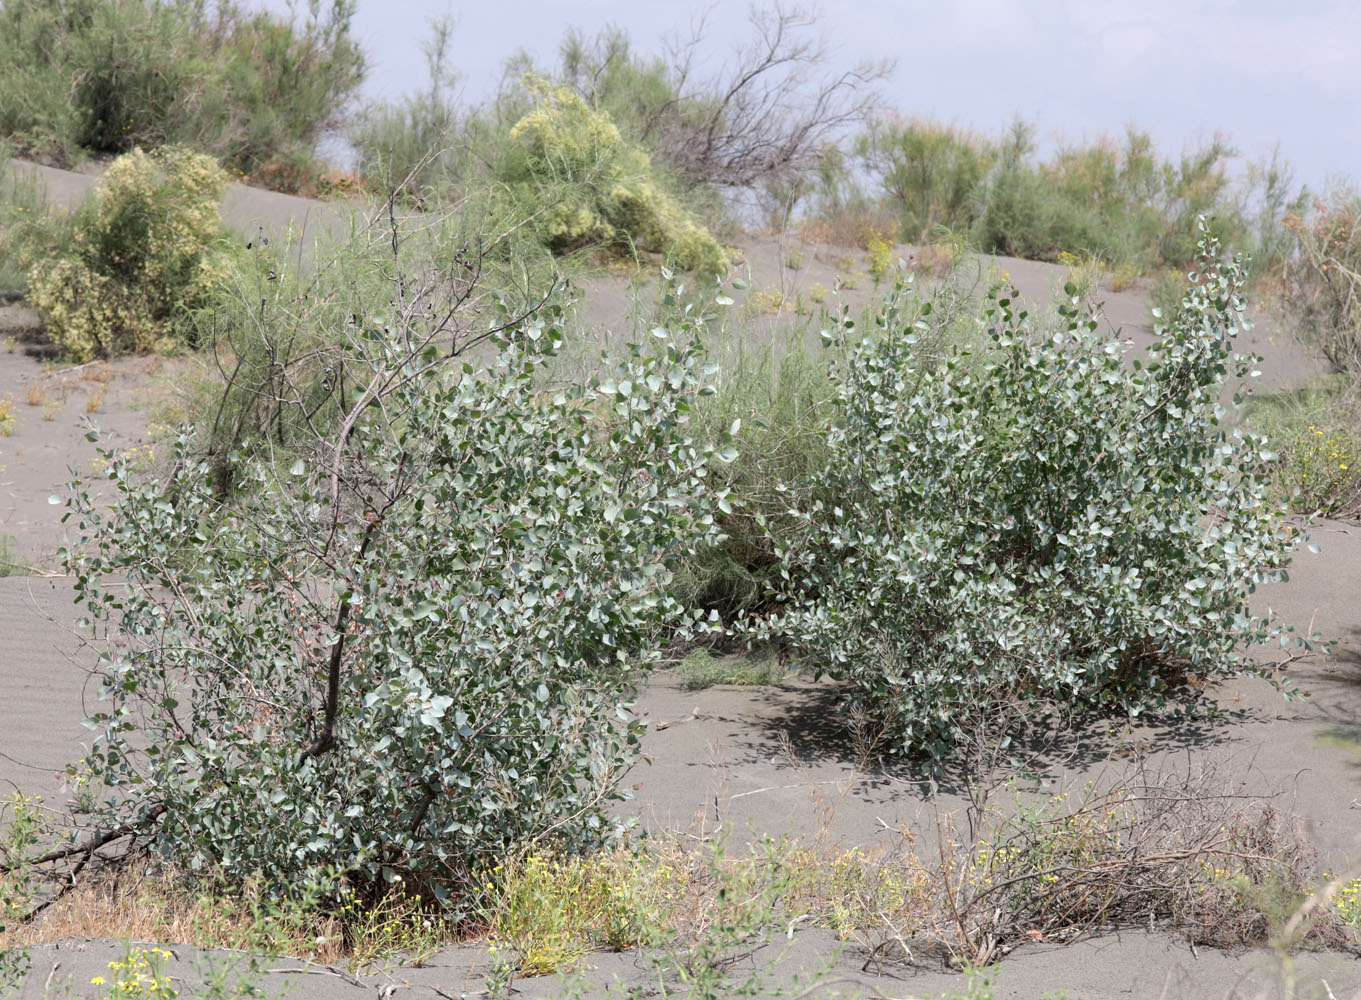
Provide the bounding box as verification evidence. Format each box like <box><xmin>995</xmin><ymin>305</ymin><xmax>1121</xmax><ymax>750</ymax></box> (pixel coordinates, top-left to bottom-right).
<box><xmin>0</xmin><ymin>0</ymin><xmax>363</xmax><ymax>186</ymax></box>
<box><xmin>765</xmin><ymin>236</ymin><xmax>1304</xmax><ymax>762</ymax></box>
<box><xmin>823</xmin><ymin>119</ymin><xmax>1253</xmax><ymax>271</ymax></box>
<box><xmin>24</xmin><ymin>146</ymin><xmax>234</xmax><ymax>361</ymax></box>
<box><xmin>1</xmin><ymin>4</ymin><xmax>1360</xmax><ymax>998</ymax></box>
<box><xmin>2</xmin><ymin>200</ymin><xmax>1354</xmax><ymax>992</ymax></box>
<box><xmin>1247</xmin><ymin>189</ymin><xmax>1361</xmax><ymax>521</ymax></box>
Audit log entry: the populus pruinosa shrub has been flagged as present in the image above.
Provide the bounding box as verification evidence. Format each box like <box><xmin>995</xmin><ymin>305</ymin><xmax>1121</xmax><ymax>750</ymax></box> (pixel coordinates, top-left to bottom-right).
<box><xmin>26</xmin><ymin>146</ymin><xmax>232</xmax><ymax>361</ymax></box>
<box><xmin>769</xmin><ymin>227</ymin><xmax>1306</xmax><ymax>762</ymax></box>
<box><xmin>62</xmin><ymin>307</ymin><xmax>730</xmax><ymax>907</ymax></box>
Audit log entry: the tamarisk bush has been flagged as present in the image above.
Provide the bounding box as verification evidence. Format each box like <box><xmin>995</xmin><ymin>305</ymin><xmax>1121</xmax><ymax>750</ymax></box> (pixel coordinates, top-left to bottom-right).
<box><xmin>27</xmin><ymin>146</ymin><xmax>233</xmax><ymax>361</ymax></box>
<box><xmin>56</xmin><ymin>230</ymin><xmax>729</xmax><ymax>907</ymax></box>
<box><xmin>769</xmin><ymin>227</ymin><xmax>1309</xmax><ymax>762</ymax></box>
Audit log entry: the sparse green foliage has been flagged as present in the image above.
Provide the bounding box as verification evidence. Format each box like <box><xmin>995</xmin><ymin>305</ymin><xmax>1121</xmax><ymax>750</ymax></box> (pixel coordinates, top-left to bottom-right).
<box><xmin>0</xmin><ymin>793</ymin><xmax>40</xmax><ymax>992</ymax></box>
<box><xmin>678</xmin><ymin>331</ymin><xmax>833</xmax><ymax>621</ymax></box>
<box><xmin>480</xmin><ymin>847</ymin><xmax>678</xmax><ymax>976</ymax></box>
<box><xmin>673</xmin><ymin>648</ymin><xmax>786</xmax><ymax>690</ymax></box>
<box><xmin>0</xmin><ymin>0</ymin><xmax>364</xmax><ymax>184</ymax></box>
<box><xmin>677</xmin><ymin>269</ymin><xmax>980</xmax><ymax>624</ymax></box>
<box><xmin>768</xmin><ymin>230</ymin><xmax>1306</xmax><ymax>762</ymax></box>
<box><xmin>347</xmin><ymin>14</ymin><xmax>460</xmax><ymax>199</ymax></box>
<box><xmin>0</xmin><ymin>533</ymin><xmax>34</xmax><ymax>577</ymax></box>
<box><xmin>1284</xmin><ymin>190</ymin><xmax>1361</xmax><ymax>387</ymax></box>
<box><xmin>0</xmin><ymin>155</ymin><xmax>50</xmax><ymax>292</ymax></box>
<box><xmin>184</xmin><ymin>207</ymin><xmax>557</xmax><ymax>490</ymax></box>
<box><xmin>1278</xmin><ymin>423</ymin><xmax>1361</xmax><ymax>518</ymax></box>
<box><xmin>1149</xmin><ymin>265</ymin><xmax>1191</xmax><ymax>321</ymax></box>
<box><xmin>26</xmin><ymin>146</ymin><xmax>233</xmax><ymax>361</ymax></box>
<box><xmin>1245</xmin><ymin>379</ymin><xmax>1361</xmax><ymax>519</ymax></box>
<box><xmin>1056</xmin><ymin>250</ymin><xmax>1102</xmax><ymax>304</ymax></box>
<box><xmin>855</xmin><ymin>118</ymin><xmax>995</xmax><ymax>242</ymax></box>
<box><xmin>343</xmin><ymin>888</ymin><xmax>443</xmax><ymax>972</ymax></box>
<box><xmin>657</xmin><ymin>835</ymin><xmax>797</xmax><ymax>1000</ymax></box>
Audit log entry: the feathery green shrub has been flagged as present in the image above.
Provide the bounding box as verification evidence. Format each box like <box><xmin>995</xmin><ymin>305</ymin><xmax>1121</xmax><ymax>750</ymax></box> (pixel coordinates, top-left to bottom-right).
<box><xmin>0</xmin><ymin>153</ymin><xmax>49</xmax><ymax>292</ymax></box>
<box><xmin>833</xmin><ymin>118</ymin><xmax>1257</xmax><ymax>278</ymax></box>
<box><xmin>499</xmin><ymin>78</ymin><xmax>727</xmax><ymax>274</ymax></box>
<box><xmin>0</xmin><ymin>0</ymin><xmax>363</xmax><ymax>183</ymax></box>
<box><xmin>26</xmin><ymin>146</ymin><xmax>233</xmax><ymax>361</ymax></box>
<box><xmin>854</xmin><ymin>118</ymin><xmax>996</xmax><ymax>242</ymax></box>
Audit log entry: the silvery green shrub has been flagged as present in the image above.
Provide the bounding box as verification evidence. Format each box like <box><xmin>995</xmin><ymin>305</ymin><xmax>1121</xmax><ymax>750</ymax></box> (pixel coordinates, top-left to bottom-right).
<box><xmin>63</xmin><ymin>313</ymin><xmax>728</xmax><ymax>906</ymax></box>
<box><xmin>769</xmin><ymin>229</ymin><xmax>1306</xmax><ymax>762</ymax></box>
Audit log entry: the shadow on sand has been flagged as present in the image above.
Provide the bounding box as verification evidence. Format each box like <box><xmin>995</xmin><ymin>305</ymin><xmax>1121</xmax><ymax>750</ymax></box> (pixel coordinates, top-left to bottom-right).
<box><xmin>741</xmin><ymin>673</ymin><xmax>1262</xmax><ymax>801</ymax></box>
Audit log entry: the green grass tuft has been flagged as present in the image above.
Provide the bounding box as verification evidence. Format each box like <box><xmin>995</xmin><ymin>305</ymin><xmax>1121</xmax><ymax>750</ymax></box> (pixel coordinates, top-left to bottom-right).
<box><xmin>673</xmin><ymin>648</ymin><xmax>788</xmax><ymax>691</ymax></box>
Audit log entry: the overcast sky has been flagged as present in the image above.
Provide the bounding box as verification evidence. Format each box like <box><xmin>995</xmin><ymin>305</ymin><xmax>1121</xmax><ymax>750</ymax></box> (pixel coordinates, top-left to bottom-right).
<box><xmin>297</xmin><ymin>0</ymin><xmax>1358</xmax><ymax>192</ymax></box>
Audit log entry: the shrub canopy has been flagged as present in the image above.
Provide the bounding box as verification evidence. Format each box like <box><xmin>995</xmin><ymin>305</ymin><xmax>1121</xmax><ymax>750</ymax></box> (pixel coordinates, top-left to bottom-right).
<box><xmin>768</xmin><ymin>230</ymin><xmax>1305</xmax><ymax>762</ymax></box>
<box><xmin>27</xmin><ymin>145</ymin><xmax>232</xmax><ymax>360</ymax></box>
<box><xmin>65</xmin><ymin>288</ymin><xmax>729</xmax><ymax>904</ymax></box>
<box><xmin>500</xmin><ymin>79</ymin><xmax>728</xmax><ymax>275</ymax></box>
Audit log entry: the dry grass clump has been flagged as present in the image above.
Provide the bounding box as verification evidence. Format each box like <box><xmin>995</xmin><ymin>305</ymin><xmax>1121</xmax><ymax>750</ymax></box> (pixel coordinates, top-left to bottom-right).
<box><xmin>1</xmin><ymin>865</ymin><xmax>451</xmax><ymax>974</ymax></box>
<box><xmin>22</xmin><ymin>380</ymin><xmax>46</xmax><ymax>407</ymax></box>
<box><xmin>903</xmin><ymin>243</ymin><xmax>955</xmax><ymax>279</ymax></box>
<box><xmin>934</xmin><ymin>769</ymin><xmax>1345</xmax><ymax>966</ymax></box>
<box><xmin>797</xmin><ymin>208</ymin><xmax>900</xmax><ymax>250</ymax></box>
<box><xmin>4</xmin><ymin>870</ymin><xmax>339</xmax><ymax>962</ymax></box>
<box><xmin>84</xmin><ymin>383</ymin><xmax>107</xmax><ymax>414</ymax></box>
<box><xmin>2</xmin><ymin>763</ymin><xmax>1355</xmax><ymax>986</ymax></box>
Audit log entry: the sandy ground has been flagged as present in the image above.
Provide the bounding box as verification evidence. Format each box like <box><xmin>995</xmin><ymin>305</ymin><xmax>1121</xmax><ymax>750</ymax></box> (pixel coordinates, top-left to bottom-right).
<box><xmin>8</xmin><ymin>929</ymin><xmax>1361</xmax><ymax>1000</ymax></box>
<box><xmin>0</xmin><ymin>161</ymin><xmax>1358</xmax><ymax>998</ymax></box>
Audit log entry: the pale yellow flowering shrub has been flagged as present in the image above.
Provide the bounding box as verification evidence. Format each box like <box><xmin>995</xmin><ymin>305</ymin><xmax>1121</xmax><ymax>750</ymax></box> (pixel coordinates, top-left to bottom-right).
<box><xmin>27</xmin><ymin>147</ymin><xmax>232</xmax><ymax>361</ymax></box>
<box><xmin>864</xmin><ymin>229</ymin><xmax>895</xmax><ymax>285</ymax></box>
<box><xmin>505</xmin><ymin>79</ymin><xmax>727</xmax><ymax>274</ymax></box>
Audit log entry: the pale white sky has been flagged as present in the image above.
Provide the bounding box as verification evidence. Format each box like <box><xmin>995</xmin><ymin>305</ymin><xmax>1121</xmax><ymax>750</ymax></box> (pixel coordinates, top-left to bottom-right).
<box><xmin>290</xmin><ymin>0</ymin><xmax>1359</xmax><ymax>191</ymax></box>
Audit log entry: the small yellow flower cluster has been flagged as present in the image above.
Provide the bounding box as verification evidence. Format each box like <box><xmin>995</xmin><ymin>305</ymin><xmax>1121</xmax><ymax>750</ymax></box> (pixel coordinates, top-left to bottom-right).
<box><xmin>749</xmin><ymin>286</ymin><xmax>789</xmax><ymax>315</ymax></box>
<box><xmin>864</xmin><ymin>229</ymin><xmax>896</xmax><ymax>285</ymax></box>
<box><xmin>1197</xmin><ymin>861</ymin><xmax>1236</xmax><ymax>892</ymax></box>
<box><xmin>1327</xmin><ymin>874</ymin><xmax>1361</xmax><ymax>928</ymax></box>
<box><xmin>1291</xmin><ymin>424</ymin><xmax>1360</xmax><ymax>516</ymax></box>
<box><xmin>93</xmin><ymin>947</ymin><xmax>178</xmax><ymax>999</ymax></box>
<box><xmin>0</xmin><ymin>393</ymin><xmax>17</xmax><ymax>436</ymax></box>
